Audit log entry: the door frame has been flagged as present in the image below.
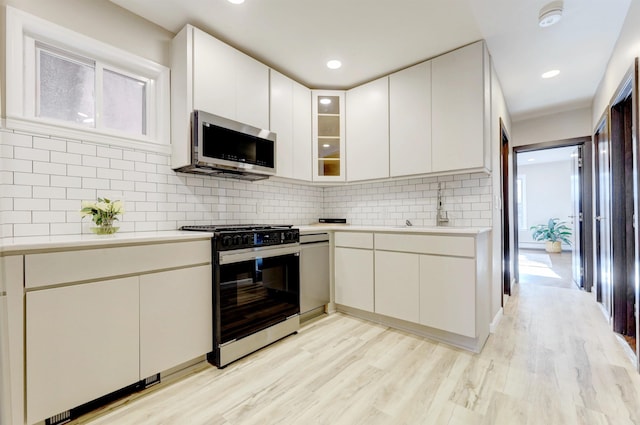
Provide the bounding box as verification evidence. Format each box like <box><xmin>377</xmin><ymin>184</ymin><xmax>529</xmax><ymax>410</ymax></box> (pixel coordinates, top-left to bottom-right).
<box><xmin>593</xmin><ymin>109</ymin><xmax>610</xmax><ymax>306</ymax></box>
<box><xmin>500</xmin><ymin>118</ymin><xmax>512</xmax><ymax>300</ymax></box>
<box><xmin>609</xmin><ymin>60</ymin><xmax>639</xmax><ymax>370</ymax></box>
<box><xmin>512</xmin><ymin>136</ymin><xmax>593</xmax><ymax>292</ymax></box>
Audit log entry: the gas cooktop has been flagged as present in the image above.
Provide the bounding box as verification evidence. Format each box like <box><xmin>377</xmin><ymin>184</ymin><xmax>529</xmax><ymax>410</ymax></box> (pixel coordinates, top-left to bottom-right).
<box><xmin>180</xmin><ymin>224</ymin><xmax>293</xmax><ymax>233</ymax></box>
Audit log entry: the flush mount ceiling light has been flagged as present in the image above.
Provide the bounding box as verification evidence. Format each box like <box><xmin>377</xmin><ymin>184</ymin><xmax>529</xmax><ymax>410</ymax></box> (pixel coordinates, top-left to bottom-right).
<box><xmin>228</xmin><ymin>0</ymin><xmax>245</xmax><ymax>4</ymax></box>
<box><xmin>326</xmin><ymin>60</ymin><xmax>342</xmax><ymax>70</ymax></box>
<box><xmin>539</xmin><ymin>1</ymin><xmax>563</xmax><ymax>27</ymax></box>
<box><xmin>319</xmin><ymin>98</ymin><xmax>332</xmax><ymax>105</ymax></box>
<box><xmin>542</xmin><ymin>69</ymin><xmax>560</xmax><ymax>79</ymax></box>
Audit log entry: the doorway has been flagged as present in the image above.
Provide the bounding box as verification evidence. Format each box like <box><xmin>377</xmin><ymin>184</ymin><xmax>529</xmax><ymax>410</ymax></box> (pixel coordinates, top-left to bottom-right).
<box><xmin>512</xmin><ymin>138</ymin><xmax>593</xmax><ymax>293</ymax></box>
<box><xmin>608</xmin><ymin>66</ymin><xmax>637</xmax><ymax>357</ymax></box>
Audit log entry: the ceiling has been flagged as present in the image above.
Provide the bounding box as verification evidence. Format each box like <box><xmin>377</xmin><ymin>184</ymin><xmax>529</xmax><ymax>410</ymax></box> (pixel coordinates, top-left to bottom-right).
<box><xmin>110</xmin><ymin>0</ymin><xmax>631</xmax><ymax>121</ymax></box>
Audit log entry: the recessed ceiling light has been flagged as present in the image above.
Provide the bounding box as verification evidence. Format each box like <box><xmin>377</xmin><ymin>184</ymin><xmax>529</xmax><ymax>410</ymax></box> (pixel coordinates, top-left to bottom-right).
<box><xmin>539</xmin><ymin>1</ymin><xmax>563</xmax><ymax>27</ymax></box>
<box><xmin>542</xmin><ymin>69</ymin><xmax>560</xmax><ymax>79</ymax></box>
<box><xmin>228</xmin><ymin>0</ymin><xmax>245</xmax><ymax>4</ymax></box>
<box><xmin>319</xmin><ymin>98</ymin><xmax>332</xmax><ymax>105</ymax></box>
<box><xmin>326</xmin><ymin>60</ymin><xmax>342</xmax><ymax>70</ymax></box>
<box><xmin>323</xmin><ymin>144</ymin><xmax>331</xmax><ymax>148</ymax></box>
<box><xmin>528</xmin><ymin>158</ymin><xmax>535</xmax><ymax>162</ymax></box>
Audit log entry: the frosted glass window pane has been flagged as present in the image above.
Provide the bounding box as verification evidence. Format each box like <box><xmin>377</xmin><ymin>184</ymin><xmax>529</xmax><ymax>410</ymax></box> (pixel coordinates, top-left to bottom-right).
<box><xmin>103</xmin><ymin>69</ymin><xmax>146</xmax><ymax>136</ymax></box>
<box><xmin>38</xmin><ymin>50</ymin><xmax>95</xmax><ymax>126</ymax></box>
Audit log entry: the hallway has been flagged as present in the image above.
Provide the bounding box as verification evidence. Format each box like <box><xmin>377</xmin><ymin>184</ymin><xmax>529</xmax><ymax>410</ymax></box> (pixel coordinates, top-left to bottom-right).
<box><xmin>75</xmin><ymin>273</ymin><xmax>640</xmax><ymax>424</ymax></box>
<box><xmin>518</xmin><ymin>248</ymin><xmax>576</xmax><ymax>290</ymax></box>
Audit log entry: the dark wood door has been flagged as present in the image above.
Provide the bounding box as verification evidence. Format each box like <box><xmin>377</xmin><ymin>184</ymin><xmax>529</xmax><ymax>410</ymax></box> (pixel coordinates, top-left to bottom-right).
<box><xmin>610</xmin><ymin>90</ymin><xmax>636</xmax><ymax>340</ymax></box>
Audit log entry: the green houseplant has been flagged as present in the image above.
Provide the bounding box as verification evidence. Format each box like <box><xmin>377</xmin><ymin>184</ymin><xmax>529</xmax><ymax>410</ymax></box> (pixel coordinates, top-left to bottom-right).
<box><xmin>80</xmin><ymin>198</ymin><xmax>124</xmax><ymax>235</ymax></box>
<box><xmin>530</xmin><ymin>218</ymin><xmax>572</xmax><ymax>253</ymax></box>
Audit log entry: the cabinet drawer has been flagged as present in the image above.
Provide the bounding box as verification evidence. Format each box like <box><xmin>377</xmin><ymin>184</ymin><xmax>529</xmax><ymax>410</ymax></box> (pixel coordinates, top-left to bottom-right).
<box><xmin>334</xmin><ymin>232</ymin><xmax>374</xmax><ymax>249</ymax></box>
<box><xmin>25</xmin><ymin>240</ymin><xmax>211</xmax><ymax>288</ymax></box>
<box><xmin>375</xmin><ymin>233</ymin><xmax>474</xmax><ymax>257</ymax></box>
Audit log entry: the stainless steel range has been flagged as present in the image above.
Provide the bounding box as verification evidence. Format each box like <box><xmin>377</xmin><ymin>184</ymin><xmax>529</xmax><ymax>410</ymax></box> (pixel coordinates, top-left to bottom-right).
<box><xmin>181</xmin><ymin>224</ymin><xmax>300</xmax><ymax>367</ymax></box>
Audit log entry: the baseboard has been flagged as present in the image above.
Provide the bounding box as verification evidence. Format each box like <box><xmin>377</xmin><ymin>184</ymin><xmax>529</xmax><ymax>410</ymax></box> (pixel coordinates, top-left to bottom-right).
<box><xmin>490</xmin><ymin>308</ymin><xmax>503</xmax><ymax>333</ymax></box>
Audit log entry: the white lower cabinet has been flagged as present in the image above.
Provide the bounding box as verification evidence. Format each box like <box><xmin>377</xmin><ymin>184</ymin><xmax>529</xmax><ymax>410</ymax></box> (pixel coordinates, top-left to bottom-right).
<box><xmin>335</xmin><ymin>247</ymin><xmax>374</xmax><ymax>312</ymax></box>
<box><xmin>336</xmin><ymin>231</ymin><xmax>490</xmax><ymax>352</ymax></box>
<box><xmin>19</xmin><ymin>237</ymin><xmax>212</xmax><ymax>425</ymax></box>
<box><xmin>140</xmin><ymin>266</ymin><xmax>213</xmax><ymax>377</ymax></box>
<box><xmin>374</xmin><ymin>250</ymin><xmax>419</xmax><ymax>323</ymax></box>
<box><xmin>419</xmin><ymin>255</ymin><xmax>476</xmax><ymax>337</ymax></box>
<box><xmin>26</xmin><ymin>277</ymin><xmax>140</xmax><ymax>425</ymax></box>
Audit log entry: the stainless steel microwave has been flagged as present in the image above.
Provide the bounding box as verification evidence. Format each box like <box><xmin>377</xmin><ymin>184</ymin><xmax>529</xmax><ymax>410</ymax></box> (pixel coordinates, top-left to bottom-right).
<box><xmin>176</xmin><ymin>110</ymin><xmax>277</xmax><ymax>180</ymax></box>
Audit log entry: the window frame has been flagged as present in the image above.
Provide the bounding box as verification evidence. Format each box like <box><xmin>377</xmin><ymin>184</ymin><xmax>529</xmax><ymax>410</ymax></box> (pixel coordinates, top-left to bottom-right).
<box><xmin>6</xmin><ymin>6</ymin><xmax>170</xmax><ymax>154</ymax></box>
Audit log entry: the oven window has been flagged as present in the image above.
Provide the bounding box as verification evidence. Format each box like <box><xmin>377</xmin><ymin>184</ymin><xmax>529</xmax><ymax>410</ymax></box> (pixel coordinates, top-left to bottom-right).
<box><xmin>218</xmin><ymin>254</ymin><xmax>299</xmax><ymax>343</ymax></box>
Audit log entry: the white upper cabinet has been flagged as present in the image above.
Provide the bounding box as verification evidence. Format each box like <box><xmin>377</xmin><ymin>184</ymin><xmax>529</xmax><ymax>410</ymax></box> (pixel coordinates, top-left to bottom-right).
<box><xmin>346</xmin><ymin>76</ymin><xmax>389</xmax><ymax>181</ymax></box>
<box><xmin>431</xmin><ymin>41</ymin><xmax>490</xmax><ymax>173</ymax></box>
<box><xmin>270</xmin><ymin>70</ymin><xmax>312</xmax><ymax>181</ymax></box>
<box><xmin>389</xmin><ymin>61</ymin><xmax>432</xmax><ymax>177</ymax></box>
<box><xmin>191</xmin><ymin>27</ymin><xmax>269</xmax><ymax>129</ymax></box>
<box><xmin>171</xmin><ymin>25</ymin><xmax>269</xmax><ymax>169</ymax></box>
<box><xmin>313</xmin><ymin>90</ymin><xmax>346</xmax><ymax>182</ymax></box>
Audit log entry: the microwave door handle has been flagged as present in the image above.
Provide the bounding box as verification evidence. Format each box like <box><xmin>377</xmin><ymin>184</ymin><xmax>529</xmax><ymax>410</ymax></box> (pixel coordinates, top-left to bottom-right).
<box><xmin>219</xmin><ymin>244</ymin><xmax>300</xmax><ymax>265</ymax></box>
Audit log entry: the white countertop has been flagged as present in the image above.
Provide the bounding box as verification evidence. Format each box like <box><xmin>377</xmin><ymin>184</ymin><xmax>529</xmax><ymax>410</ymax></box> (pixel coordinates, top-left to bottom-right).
<box><xmin>297</xmin><ymin>224</ymin><xmax>491</xmax><ymax>235</ymax></box>
<box><xmin>0</xmin><ymin>230</ymin><xmax>214</xmax><ymax>254</ymax></box>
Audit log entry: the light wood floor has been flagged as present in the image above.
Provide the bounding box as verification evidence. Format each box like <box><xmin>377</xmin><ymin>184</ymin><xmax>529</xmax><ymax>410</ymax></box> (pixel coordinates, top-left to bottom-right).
<box><xmin>76</xmin><ymin>280</ymin><xmax>640</xmax><ymax>425</ymax></box>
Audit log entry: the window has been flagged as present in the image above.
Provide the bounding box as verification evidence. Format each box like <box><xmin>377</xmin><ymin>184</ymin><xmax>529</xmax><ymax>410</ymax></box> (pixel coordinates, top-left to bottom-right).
<box><xmin>517</xmin><ymin>176</ymin><xmax>528</xmax><ymax>230</ymax></box>
<box><xmin>6</xmin><ymin>6</ymin><xmax>169</xmax><ymax>153</ymax></box>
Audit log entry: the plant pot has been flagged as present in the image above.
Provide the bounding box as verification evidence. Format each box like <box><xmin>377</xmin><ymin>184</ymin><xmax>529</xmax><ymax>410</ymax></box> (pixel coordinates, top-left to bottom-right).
<box><xmin>545</xmin><ymin>240</ymin><xmax>562</xmax><ymax>253</ymax></box>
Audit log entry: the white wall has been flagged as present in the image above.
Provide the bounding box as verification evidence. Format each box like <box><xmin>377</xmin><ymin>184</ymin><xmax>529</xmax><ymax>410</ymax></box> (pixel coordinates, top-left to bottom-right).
<box><xmin>490</xmin><ymin>60</ymin><xmax>511</xmax><ymax>323</ymax></box>
<box><xmin>511</xmin><ymin>107</ymin><xmax>592</xmax><ymax>147</ymax></box>
<box><xmin>592</xmin><ymin>0</ymin><xmax>640</xmax><ymax>126</ymax></box>
<box><xmin>517</xmin><ymin>160</ymin><xmax>574</xmax><ymax>250</ymax></box>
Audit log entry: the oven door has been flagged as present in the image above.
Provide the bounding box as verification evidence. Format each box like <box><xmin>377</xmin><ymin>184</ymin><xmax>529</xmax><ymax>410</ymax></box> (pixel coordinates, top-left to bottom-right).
<box><xmin>216</xmin><ymin>245</ymin><xmax>300</xmax><ymax>345</ymax></box>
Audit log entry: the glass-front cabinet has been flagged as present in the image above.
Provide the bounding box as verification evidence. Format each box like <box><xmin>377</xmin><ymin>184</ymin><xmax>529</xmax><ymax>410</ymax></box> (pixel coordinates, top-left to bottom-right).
<box><xmin>312</xmin><ymin>90</ymin><xmax>346</xmax><ymax>181</ymax></box>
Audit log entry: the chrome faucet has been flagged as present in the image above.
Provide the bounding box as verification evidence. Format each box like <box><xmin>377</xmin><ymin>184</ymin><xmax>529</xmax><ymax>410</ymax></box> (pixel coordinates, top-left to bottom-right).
<box><xmin>436</xmin><ymin>182</ymin><xmax>449</xmax><ymax>226</ymax></box>
<box><xmin>405</xmin><ymin>219</ymin><xmax>413</xmax><ymax>227</ymax></box>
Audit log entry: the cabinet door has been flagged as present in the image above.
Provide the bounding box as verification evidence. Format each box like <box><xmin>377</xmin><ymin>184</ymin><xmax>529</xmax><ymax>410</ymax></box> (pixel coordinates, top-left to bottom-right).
<box><xmin>375</xmin><ymin>250</ymin><xmax>420</xmax><ymax>323</ymax></box>
<box><xmin>140</xmin><ymin>266</ymin><xmax>213</xmax><ymax>378</ymax></box>
<box><xmin>431</xmin><ymin>41</ymin><xmax>485</xmax><ymax>173</ymax></box>
<box><xmin>346</xmin><ymin>77</ymin><xmax>389</xmax><ymax>181</ymax></box>
<box><xmin>419</xmin><ymin>255</ymin><xmax>476</xmax><ymax>337</ymax></box>
<box><xmin>26</xmin><ymin>278</ymin><xmax>139</xmax><ymax>424</ymax></box>
<box><xmin>235</xmin><ymin>52</ymin><xmax>269</xmax><ymax>129</ymax></box>
<box><xmin>192</xmin><ymin>28</ymin><xmax>236</xmax><ymax>121</ymax></box>
<box><xmin>389</xmin><ymin>61</ymin><xmax>432</xmax><ymax>177</ymax></box>
<box><xmin>270</xmin><ymin>70</ymin><xmax>294</xmax><ymax>179</ymax></box>
<box><xmin>292</xmin><ymin>81</ymin><xmax>312</xmax><ymax>181</ymax></box>
<box><xmin>313</xmin><ymin>90</ymin><xmax>346</xmax><ymax>182</ymax></box>
<box><xmin>335</xmin><ymin>247</ymin><xmax>373</xmax><ymax>312</ymax></box>
<box><xmin>192</xmin><ymin>27</ymin><xmax>269</xmax><ymax>129</ymax></box>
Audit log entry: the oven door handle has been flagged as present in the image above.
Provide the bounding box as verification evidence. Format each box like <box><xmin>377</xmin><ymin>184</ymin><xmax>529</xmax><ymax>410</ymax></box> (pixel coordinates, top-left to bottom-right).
<box><xmin>219</xmin><ymin>244</ymin><xmax>301</xmax><ymax>265</ymax></box>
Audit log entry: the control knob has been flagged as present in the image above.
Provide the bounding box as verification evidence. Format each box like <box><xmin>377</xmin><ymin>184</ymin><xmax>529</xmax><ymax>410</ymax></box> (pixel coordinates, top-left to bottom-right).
<box><xmin>233</xmin><ymin>235</ymin><xmax>242</xmax><ymax>246</ymax></box>
<box><xmin>242</xmin><ymin>234</ymin><xmax>253</xmax><ymax>245</ymax></box>
<box><xmin>221</xmin><ymin>236</ymin><xmax>232</xmax><ymax>247</ymax></box>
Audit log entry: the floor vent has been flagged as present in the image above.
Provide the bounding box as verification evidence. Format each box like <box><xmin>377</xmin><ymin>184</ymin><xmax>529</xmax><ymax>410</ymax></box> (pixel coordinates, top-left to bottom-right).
<box><xmin>144</xmin><ymin>373</ymin><xmax>161</xmax><ymax>388</ymax></box>
<box><xmin>46</xmin><ymin>411</ymin><xmax>71</xmax><ymax>425</ymax></box>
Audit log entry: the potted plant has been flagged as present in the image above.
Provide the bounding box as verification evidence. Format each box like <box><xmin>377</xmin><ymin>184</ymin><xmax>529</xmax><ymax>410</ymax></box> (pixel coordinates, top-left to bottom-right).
<box><xmin>530</xmin><ymin>218</ymin><xmax>572</xmax><ymax>253</ymax></box>
<box><xmin>80</xmin><ymin>198</ymin><xmax>124</xmax><ymax>235</ymax></box>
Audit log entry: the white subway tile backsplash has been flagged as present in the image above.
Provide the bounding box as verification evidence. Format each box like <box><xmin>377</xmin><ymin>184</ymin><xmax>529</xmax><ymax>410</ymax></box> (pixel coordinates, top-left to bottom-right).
<box><xmin>82</xmin><ymin>155</ymin><xmax>110</xmax><ymax>168</ymax></box>
<box><xmin>51</xmin><ymin>151</ymin><xmax>81</xmax><ymax>165</ymax></box>
<box><xmin>14</xmin><ymin>223</ymin><xmax>49</xmax><ymax>237</ymax></box>
<box><xmin>33</xmin><ymin>161</ymin><xmax>66</xmax><ymax>176</ymax></box>
<box><xmin>33</xmin><ymin>137</ymin><xmax>66</xmax><ymax>152</ymax></box>
<box><xmin>33</xmin><ymin>186</ymin><xmax>66</xmax><ymax>199</ymax></box>
<box><xmin>67</xmin><ymin>165</ymin><xmax>97</xmax><ymax>178</ymax></box>
<box><xmin>14</xmin><ymin>172</ymin><xmax>49</xmax><ymax>186</ymax></box>
<box><xmin>1</xmin><ymin>128</ymin><xmax>492</xmax><ymax>237</ymax></box>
